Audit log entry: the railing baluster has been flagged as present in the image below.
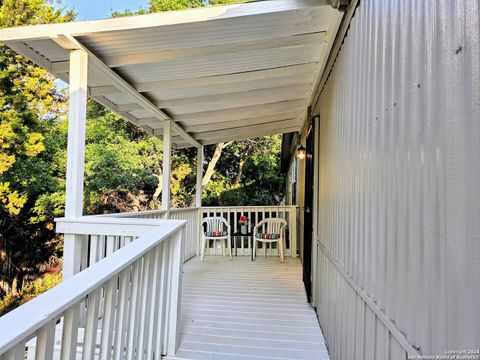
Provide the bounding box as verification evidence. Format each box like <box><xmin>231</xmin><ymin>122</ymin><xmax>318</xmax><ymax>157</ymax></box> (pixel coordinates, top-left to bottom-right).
<box><xmin>89</xmin><ymin>235</ymin><xmax>99</xmax><ymax>265</ymax></box>
<box><xmin>82</xmin><ymin>289</ymin><xmax>101</xmax><ymax>360</ymax></box>
<box><xmin>126</xmin><ymin>261</ymin><xmax>142</xmax><ymax>360</ymax></box>
<box><xmin>112</xmin><ymin>269</ymin><xmax>129</xmax><ymax>360</ymax></box>
<box><xmin>137</xmin><ymin>251</ymin><xmax>155</xmax><ymax>360</ymax></box>
<box><xmin>35</xmin><ymin>320</ymin><xmax>56</xmax><ymax>360</ymax></box>
<box><xmin>80</xmin><ymin>238</ymin><xmax>89</xmax><ymax>272</ymax></box>
<box><xmin>61</xmin><ymin>304</ymin><xmax>80</xmax><ymax>360</ymax></box>
<box><xmin>1</xmin><ymin>344</ymin><xmax>25</xmax><ymax>360</ymax></box>
<box><xmin>99</xmin><ymin>279</ymin><xmax>117</xmax><ymax>360</ymax></box>
<box><xmin>146</xmin><ymin>245</ymin><xmax>162</xmax><ymax>358</ymax></box>
<box><xmin>161</xmin><ymin>239</ymin><xmax>172</xmax><ymax>354</ymax></box>
<box><xmin>155</xmin><ymin>241</ymin><xmax>169</xmax><ymax>359</ymax></box>
<box><xmin>166</xmin><ymin>231</ymin><xmax>184</xmax><ymax>355</ymax></box>
<box><xmin>291</xmin><ymin>207</ymin><xmax>297</xmax><ymax>257</ymax></box>
<box><xmin>106</xmin><ymin>235</ymin><xmax>115</xmax><ymax>257</ymax></box>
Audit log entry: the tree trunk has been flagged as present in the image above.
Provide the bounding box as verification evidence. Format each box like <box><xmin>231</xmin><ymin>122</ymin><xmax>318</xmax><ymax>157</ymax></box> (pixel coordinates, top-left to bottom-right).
<box><xmin>201</xmin><ymin>142</ymin><xmax>225</xmax><ymax>191</ymax></box>
<box><xmin>190</xmin><ymin>142</ymin><xmax>229</xmax><ymax>206</ymax></box>
<box><xmin>152</xmin><ymin>172</ymin><xmax>162</xmax><ymax>209</ymax></box>
<box><xmin>234</xmin><ymin>149</ymin><xmax>249</xmax><ymax>186</ymax></box>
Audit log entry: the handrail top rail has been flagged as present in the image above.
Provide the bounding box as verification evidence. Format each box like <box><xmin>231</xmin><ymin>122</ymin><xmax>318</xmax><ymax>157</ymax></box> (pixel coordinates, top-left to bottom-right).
<box><xmin>0</xmin><ymin>219</ymin><xmax>186</xmax><ymax>355</ymax></box>
<box><xmin>91</xmin><ymin>209</ymin><xmax>167</xmax><ymax>217</ymax></box>
<box><xmin>81</xmin><ymin>205</ymin><xmax>297</xmax><ymax>221</ymax></box>
<box><xmin>92</xmin><ymin>207</ymin><xmax>201</xmax><ymax>218</ymax></box>
<box><xmin>55</xmin><ymin>216</ymin><xmax>184</xmax><ymax>236</ymax></box>
<box><xmin>201</xmin><ymin>205</ymin><xmax>298</xmax><ymax>209</ymax></box>
<box><xmin>55</xmin><ymin>216</ymin><xmax>174</xmax><ymax>226</ymax></box>
<box><xmin>168</xmin><ymin>207</ymin><xmax>200</xmax><ymax>212</ymax></box>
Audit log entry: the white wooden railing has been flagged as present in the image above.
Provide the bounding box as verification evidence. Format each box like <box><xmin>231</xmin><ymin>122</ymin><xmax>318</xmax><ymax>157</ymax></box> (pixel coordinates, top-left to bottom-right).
<box><xmin>103</xmin><ymin>205</ymin><xmax>298</xmax><ymax>259</ymax></box>
<box><xmin>105</xmin><ymin>208</ymin><xmax>201</xmax><ymax>262</ymax></box>
<box><xmin>201</xmin><ymin>206</ymin><xmax>298</xmax><ymax>257</ymax></box>
<box><xmin>101</xmin><ymin>206</ymin><xmax>298</xmax><ymax>258</ymax></box>
<box><xmin>0</xmin><ymin>217</ymin><xmax>185</xmax><ymax>360</ymax></box>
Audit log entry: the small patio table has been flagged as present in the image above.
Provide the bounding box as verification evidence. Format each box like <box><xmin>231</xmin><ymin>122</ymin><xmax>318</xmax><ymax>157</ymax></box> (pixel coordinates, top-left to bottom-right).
<box><xmin>232</xmin><ymin>230</ymin><xmax>254</xmax><ymax>261</ymax></box>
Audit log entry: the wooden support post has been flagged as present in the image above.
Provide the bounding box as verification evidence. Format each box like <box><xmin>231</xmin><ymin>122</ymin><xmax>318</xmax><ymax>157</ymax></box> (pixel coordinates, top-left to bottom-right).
<box><xmin>195</xmin><ymin>146</ymin><xmax>203</xmax><ymax>208</ymax></box>
<box><xmin>65</xmin><ymin>49</ymin><xmax>88</xmax><ymax>218</ymax></box>
<box><xmin>291</xmin><ymin>207</ymin><xmax>298</xmax><ymax>258</ymax></box>
<box><xmin>195</xmin><ymin>146</ymin><xmax>204</xmax><ymax>255</ymax></box>
<box><xmin>162</xmin><ymin>121</ymin><xmax>172</xmax><ymax>211</ymax></box>
<box><xmin>63</xmin><ymin>49</ymin><xmax>88</xmax><ymax>279</ymax></box>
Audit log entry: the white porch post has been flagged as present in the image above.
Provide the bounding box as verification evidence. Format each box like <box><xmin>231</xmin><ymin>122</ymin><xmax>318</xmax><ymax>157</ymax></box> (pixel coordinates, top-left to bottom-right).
<box><xmin>63</xmin><ymin>49</ymin><xmax>88</xmax><ymax>279</ymax></box>
<box><xmin>162</xmin><ymin>120</ymin><xmax>172</xmax><ymax>211</ymax></box>
<box><xmin>195</xmin><ymin>145</ymin><xmax>203</xmax><ymax>256</ymax></box>
<box><xmin>195</xmin><ymin>146</ymin><xmax>203</xmax><ymax>208</ymax></box>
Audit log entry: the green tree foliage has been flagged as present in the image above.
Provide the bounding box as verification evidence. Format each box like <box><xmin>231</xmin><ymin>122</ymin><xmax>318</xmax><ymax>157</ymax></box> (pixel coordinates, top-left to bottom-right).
<box><xmin>112</xmin><ymin>0</ymin><xmax>248</xmax><ymax>16</ymax></box>
<box><xmin>202</xmin><ymin>137</ymin><xmax>284</xmax><ymax>206</ymax></box>
<box><xmin>0</xmin><ymin>0</ymin><xmax>73</xmax><ymax>293</ymax></box>
<box><xmin>0</xmin><ymin>272</ymin><xmax>61</xmax><ymax>315</ymax></box>
<box><xmin>82</xmin><ymin>102</ymin><xmax>196</xmax><ymax>212</ymax></box>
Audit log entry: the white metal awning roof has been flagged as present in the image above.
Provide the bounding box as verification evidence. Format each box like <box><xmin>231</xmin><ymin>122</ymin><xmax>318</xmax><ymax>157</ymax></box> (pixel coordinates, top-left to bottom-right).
<box><xmin>0</xmin><ymin>0</ymin><xmax>342</xmax><ymax>148</ymax></box>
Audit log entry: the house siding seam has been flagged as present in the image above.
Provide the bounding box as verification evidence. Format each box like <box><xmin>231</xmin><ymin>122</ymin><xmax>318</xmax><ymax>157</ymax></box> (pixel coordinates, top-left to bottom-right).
<box><xmin>312</xmin><ymin>0</ymin><xmax>480</xmax><ymax>359</ymax></box>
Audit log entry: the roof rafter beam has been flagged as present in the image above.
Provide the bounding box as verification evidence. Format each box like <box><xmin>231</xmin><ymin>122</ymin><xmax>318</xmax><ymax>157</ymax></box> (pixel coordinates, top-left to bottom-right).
<box><xmin>88</xmin><ymin>85</ymin><xmax>121</xmax><ymax>96</ymax></box>
<box><xmin>137</xmin><ymin>117</ymin><xmax>161</xmax><ymax>126</ymax></box>
<box><xmin>183</xmin><ymin>112</ymin><xmax>299</xmax><ymax>133</ymax></box>
<box><xmin>156</xmin><ymin>84</ymin><xmax>309</xmax><ymax>110</ymax></box>
<box><xmin>135</xmin><ymin>63</ymin><xmax>317</xmax><ymax>92</ymax></box>
<box><xmin>114</xmin><ymin>103</ymin><xmax>143</xmax><ymax>112</ymax></box>
<box><xmin>146</xmin><ymin>72</ymin><xmax>313</xmax><ymax>100</ymax></box>
<box><xmin>50</xmin><ymin>34</ymin><xmax>200</xmax><ymax>148</ymax></box>
<box><xmin>103</xmin><ymin>32</ymin><xmax>325</xmax><ymax>68</ymax></box>
<box><xmin>193</xmin><ymin>119</ymin><xmax>299</xmax><ymax>140</ymax></box>
<box><xmin>50</xmin><ymin>41</ymin><xmax>322</xmax><ymax>75</ymax></box>
<box><xmin>174</xmin><ymin>99</ymin><xmax>305</xmax><ymax>125</ymax></box>
<box><xmin>199</xmin><ymin>126</ymin><xmax>300</xmax><ymax>145</ymax></box>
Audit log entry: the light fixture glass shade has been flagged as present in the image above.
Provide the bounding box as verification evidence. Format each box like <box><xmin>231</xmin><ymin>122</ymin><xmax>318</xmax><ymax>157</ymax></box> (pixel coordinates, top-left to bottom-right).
<box><xmin>297</xmin><ymin>146</ymin><xmax>306</xmax><ymax>160</ymax></box>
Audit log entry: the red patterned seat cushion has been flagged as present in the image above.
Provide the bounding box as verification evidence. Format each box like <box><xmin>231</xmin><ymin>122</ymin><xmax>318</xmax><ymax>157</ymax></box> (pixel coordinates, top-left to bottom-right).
<box><xmin>205</xmin><ymin>231</ymin><xmax>228</xmax><ymax>237</ymax></box>
<box><xmin>255</xmin><ymin>233</ymin><xmax>280</xmax><ymax>240</ymax></box>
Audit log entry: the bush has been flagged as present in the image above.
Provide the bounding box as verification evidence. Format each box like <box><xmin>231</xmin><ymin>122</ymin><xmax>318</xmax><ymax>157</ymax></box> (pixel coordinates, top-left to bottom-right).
<box><xmin>0</xmin><ymin>273</ymin><xmax>61</xmax><ymax>316</ymax></box>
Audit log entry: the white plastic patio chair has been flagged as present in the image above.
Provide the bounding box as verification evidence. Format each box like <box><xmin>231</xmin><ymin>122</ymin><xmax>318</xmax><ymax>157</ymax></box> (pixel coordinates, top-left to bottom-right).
<box><xmin>201</xmin><ymin>217</ymin><xmax>232</xmax><ymax>261</ymax></box>
<box><xmin>253</xmin><ymin>218</ymin><xmax>287</xmax><ymax>262</ymax></box>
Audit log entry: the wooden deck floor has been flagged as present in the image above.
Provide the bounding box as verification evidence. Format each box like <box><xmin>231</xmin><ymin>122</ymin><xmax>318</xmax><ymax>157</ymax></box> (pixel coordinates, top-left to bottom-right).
<box><xmin>164</xmin><ymin>256</ymin><xmax>330</xmax><ymax>360</ymax></box>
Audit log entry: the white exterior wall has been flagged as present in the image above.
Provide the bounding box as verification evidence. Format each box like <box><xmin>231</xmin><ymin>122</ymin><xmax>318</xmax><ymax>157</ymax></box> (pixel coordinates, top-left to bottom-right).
<box><xmin>312</xmin><ymin>0</ymin><xmax>480</xmax><ymax>359</ymax></box>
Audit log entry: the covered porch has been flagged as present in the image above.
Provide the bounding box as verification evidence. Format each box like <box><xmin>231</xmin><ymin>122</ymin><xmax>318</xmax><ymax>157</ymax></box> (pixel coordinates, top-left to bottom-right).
<box><xmin>0</xmin><ymin>208</ymin><xmax>323</xmax><ymax>360</ymax></box>
<box><xmin>169</xmin><ymin>256</ymin><xmax>328</xmax><ymax>360</ymax></box>
<box><xmin>0</xmin><ymin>1</ymin><xmax>344</xmax><ymax>359</ymax></box>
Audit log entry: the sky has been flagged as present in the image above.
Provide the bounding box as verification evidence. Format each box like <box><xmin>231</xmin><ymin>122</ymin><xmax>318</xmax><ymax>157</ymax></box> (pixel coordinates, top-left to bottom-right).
<box><xmin>56</xmin><ymin>0</ymin><xmax>150</xmax><ymax>20</ymax></box>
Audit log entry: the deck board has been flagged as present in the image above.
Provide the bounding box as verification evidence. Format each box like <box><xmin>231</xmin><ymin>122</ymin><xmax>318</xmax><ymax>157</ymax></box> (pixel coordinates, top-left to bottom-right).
<box><xmin>164</xmin><ymin>256</ymin><xmax>330</xmax><ymax>360</ymax></box>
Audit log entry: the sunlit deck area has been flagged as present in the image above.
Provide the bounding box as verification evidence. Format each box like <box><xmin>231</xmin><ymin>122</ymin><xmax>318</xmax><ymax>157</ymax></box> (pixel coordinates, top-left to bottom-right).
<box><xmin>165</xmin><ymin>256</ymin><xmax>329</xmax><ymax>360</ymax></box>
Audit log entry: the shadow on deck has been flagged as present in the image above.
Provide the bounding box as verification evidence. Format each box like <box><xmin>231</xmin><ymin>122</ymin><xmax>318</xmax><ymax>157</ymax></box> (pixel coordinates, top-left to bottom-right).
<box><xmin>165</xmin><ymin>256</ymin><xmax>330</xmax><ymax>360</ymax></box>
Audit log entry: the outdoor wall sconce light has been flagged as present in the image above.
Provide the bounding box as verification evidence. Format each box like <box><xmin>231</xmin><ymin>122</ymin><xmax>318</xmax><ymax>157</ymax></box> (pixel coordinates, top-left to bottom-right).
<box><xmin>297</xmin><ymin>145</ymin><xmax>306</xmax><ymax>160</ymax></box>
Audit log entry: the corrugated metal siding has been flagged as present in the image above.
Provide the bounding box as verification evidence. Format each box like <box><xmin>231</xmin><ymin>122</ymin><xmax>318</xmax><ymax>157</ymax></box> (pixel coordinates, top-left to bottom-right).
<box><xmin>312</xmin><ymin>0</ymin><xmax>480</xmax><ymax>358</ymax></box>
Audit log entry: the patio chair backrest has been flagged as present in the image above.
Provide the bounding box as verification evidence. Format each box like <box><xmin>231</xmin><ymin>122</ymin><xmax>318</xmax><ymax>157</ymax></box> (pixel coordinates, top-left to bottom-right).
<box><xmin>202</xmin><ymin>216</ymin><xmax>230</xmax><ymax>233</ymax></box>
<box><xmin>258</xmin><ymin>218</ymin><xmax>287</xmax><ymax>234</ymax></box>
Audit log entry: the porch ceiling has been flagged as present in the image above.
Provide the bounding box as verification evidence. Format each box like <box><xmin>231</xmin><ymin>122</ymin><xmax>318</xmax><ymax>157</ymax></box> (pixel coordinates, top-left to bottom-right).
<box><xmin>0</xmin><ymin>0</ymin><xmax>342</xmax><ymax>148</ymax></box>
